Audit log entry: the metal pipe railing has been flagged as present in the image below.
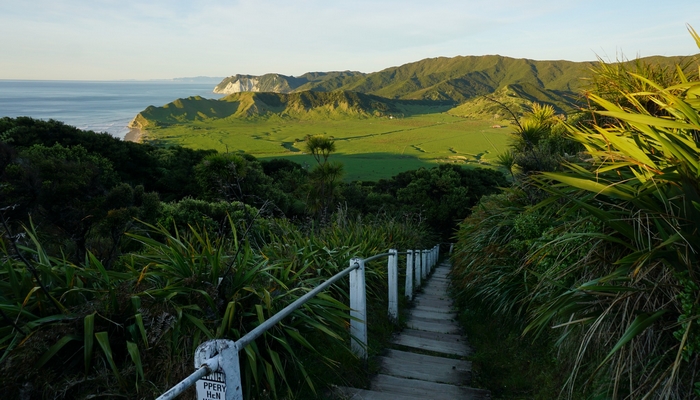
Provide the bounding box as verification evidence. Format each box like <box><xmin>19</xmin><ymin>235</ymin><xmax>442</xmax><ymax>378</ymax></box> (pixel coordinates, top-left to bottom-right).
<box><xmin>156</xmin><ymin>244</ymin><xmax>442</xmax><ymax>400</ymax></box>
<box><xmin>237</xmin><ymin>261</ymin><xmax>360</xmax><ymax>349</ymax></box>
<box><xmin>157</xmin><ymin>357</ymin><xmax>218</xmax><ymax>400</ymax></box>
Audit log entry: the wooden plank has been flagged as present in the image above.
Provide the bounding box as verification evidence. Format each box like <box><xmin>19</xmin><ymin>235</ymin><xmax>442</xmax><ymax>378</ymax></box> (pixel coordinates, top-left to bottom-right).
<box><xmin>416</xmin><ymin>291</ymin><xmax>451</xmax><ymax>299</ymax></box>
<box><xmin>422</xmin><ymin>285</ymin><xmax>449</xmax><ymax>291</ymax></box>
<box><xmin>333</xmin><ymin>386</ymin><xmax>426</xmax><ymax>400</ymax></box>
<box><xmin>401</xmin><ymin>328</ymin><xmax>470</xmax><ymax>346</ymax></box>
<box><xmin>406</xmin><ymin>317</ymin><xmax>462</xmax><ymax>334</ymax></box>
<box><xmin>379</xmin><ymin>349</ymin><xmax>471</xmax><ymax>385</ymax></box>
<box><xmin>426</xmin><ymin>276</ymin><xmax>450</xmax><ymax>282</ymax></box>
<box><xmin>414</xmin><ymin>293</ymin><xmax>450</xmax><ymax>301</ymax></box>
<box><xmin>409</xmin><ymin>314</ymin><xmax>460</xmax><ymax>324</ymax></box>
<box><xmin>418</xmin><ymin>285</ymin><xmax>449</xmax><ymax>292</ymax></box>
<box><xmin>414</xmin><ymin>299</ymin><xmax>453</xmax><ymax>310</ymax></box>
<box><xmin>331</xmin><ymin>261</ymin><xmax>491</xmax><ymax>400</ymax></box>
<box><xmin>372</xmin><ymin>374</ymin><xmax>489</xmax><ymax>400</ymax></box>
<box><xmin>413</xmin><ymin>304</ymin><xmax>456</xmax><ymax>314</ymax></box>
<box><xmin>394</xmin><ymin>333</ymin><xmax>471</xmax><ymax>356</ymax></box>
<box><xmin>423</xmin><ymin>279</ymin><xmax>450</xmax><ymax>290</ymax></box>
<box><xmin>410</xmin><ymin>309</ymin><xmax>458</xmax><ymax>321</ymax></box>
<box><xmin>406</xmin><ymin>321</ymin><xmax>461</xmax><ymax>333</ymax></box>
<box><xmin>420</xmin><ymin>291</ymin><xmax>449</xmax><ymax>298</ymax></box>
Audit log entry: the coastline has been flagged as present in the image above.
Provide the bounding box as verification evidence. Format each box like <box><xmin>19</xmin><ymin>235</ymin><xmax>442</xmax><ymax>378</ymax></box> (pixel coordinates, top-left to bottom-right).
<box><xmin>124</xmin><ymin>127</ymin><xmax>143</xmax><ymax>142</ymax></box>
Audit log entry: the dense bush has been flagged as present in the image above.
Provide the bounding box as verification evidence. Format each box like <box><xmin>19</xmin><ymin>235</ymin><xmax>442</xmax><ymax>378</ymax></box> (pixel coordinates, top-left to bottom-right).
<box><xmin>452</xmin><ymin>30</ymin><xmax>700</xmax><ymax>398</ymax></box>
<box><xmin>340</xmin><ymin>164</ymin><xmax>507</xmax><ymax>240</ymax></box>
<box><xmin>0</xmin><ymin>212</ymin><xmax>429</xmax><ymax>399</ymax></box>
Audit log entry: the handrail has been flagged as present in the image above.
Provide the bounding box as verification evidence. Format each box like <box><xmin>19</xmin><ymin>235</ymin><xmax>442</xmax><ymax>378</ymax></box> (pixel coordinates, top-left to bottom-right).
<box><xmin>361</xmin><ymin>252</ymin><xmax>392</xmax><ymax>263</ymax></box>
<box><xmin>157</xmin><ymin>356</ymin><xmax>218</xmax><ymax>400</ymax></box>
<box><xmin>156</xmin><ymin>244</ymin><xmax>442</xmax><ymax>400</ymax></box>
<box><xmin>237</xmin><ymin>261</ymin><xmax>360</xmax><ymax>349</ymax></box>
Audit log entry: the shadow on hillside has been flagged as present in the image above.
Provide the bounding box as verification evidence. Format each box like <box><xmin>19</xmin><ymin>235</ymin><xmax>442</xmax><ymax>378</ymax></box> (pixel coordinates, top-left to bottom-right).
<box><xmin>397</xmin><ymin>101</ymin><xmax>456</xmax><ymax>116</ymax></box>
<box><xmin>259</xmin><ymin>151</ymin><xmax>489</xmax><ymax>182</ymax></box>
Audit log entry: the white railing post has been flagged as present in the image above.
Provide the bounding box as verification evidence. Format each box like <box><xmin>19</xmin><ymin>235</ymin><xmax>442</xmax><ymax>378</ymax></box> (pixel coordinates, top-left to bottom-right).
<box><xmin>163</xmin><ymin>247</ymin><xmax>461</xmax><ymax>400</ymax></box>
<box><xmin>349</xmin><ymin>257</ymin><xmax>367</xmax><ymax>359</ymax></box>
<box><xmin>414</xmin><ymin>249</ymin><xmax>422</xmax><ymax>287</ymax></box>
<box><xmin>428</xmin><ymin>249</ymin><xmax>433</xmax><ymax>275</ymax></box>
<box><xmin>405</xmin><ymin>250</ymin><xmax>414</xmax><ymax>300</ymax></box>
<box><xmin>449</xmin><ymin>243</ymin><xmax>454</xmax><ymax>255</ymax></box>
<box><xmin>437</xmin><ymin>244</ymin><xmax>440</xmax><ymax>264</ymax></box>
<box><xmin>194</xmin><ymin>339</ymin><xmax>241</xmax><ymax>400</ymax></box>
<box><xmin>388</xmin><ymin>249</ymin><xmax>398</xmax><ymax>322</ymax></box>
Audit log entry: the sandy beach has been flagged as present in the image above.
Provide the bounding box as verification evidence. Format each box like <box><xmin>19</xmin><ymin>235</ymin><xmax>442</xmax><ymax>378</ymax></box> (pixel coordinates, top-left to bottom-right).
<box><xmin>124</xmin><ymin>127</ymin><xmax>144</xmax><ymax>142</ymax></box>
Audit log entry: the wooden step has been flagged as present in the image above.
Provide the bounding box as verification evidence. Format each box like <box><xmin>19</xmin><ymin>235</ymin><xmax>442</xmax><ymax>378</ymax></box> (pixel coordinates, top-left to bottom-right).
<box><xmin>406</xmin><ymin>317</ymin><xmax>462</xmax><ymax>334</ymax></box>
<box><xmin>413</xmin><ymin>298</ymin><xmax>454</xmax><ymax>309</ymax></box>
<box><xmin>371</xmin><ymin>374</ymin><xmax>489</xmax><ymax>400</ymax></box>
<box><xmin>379</xmin><ymin>349</ymin><xmax>471</xmax><ymax>385</ymax></box>
<box><xmin>394</xmin><ymin>330</ymin><xmax>471</xmax><ymax>356</ymax></box>
<box><xmin>333</xmin><ymin>386</ymin><xmax>426</xmax><ymax>400</ymax></box>
<box><xmin>401</xmin><ymin>328</ymin><xmax>470</xmax><ymax>347</ymax></box>
<box><xmin>331</xmin><ymin>260</ymin><xmax>490</xmax><ymax>400</ymax></box>
<box><xmin>413</xmin><ymin>304</ymin><xmax>456</xmax><ymax>314</ymax></box>
<box><xmin>410</xmin><ymin>309</ymin><xmax>458</xmax><ymax>321</ymax></box>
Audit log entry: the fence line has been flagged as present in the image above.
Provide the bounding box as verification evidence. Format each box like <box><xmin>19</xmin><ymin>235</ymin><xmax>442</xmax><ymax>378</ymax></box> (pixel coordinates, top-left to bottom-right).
<box><xmin>156</xmin><ymin>244</ymin><xmax>441</xmax><ymax>400</ymax></box>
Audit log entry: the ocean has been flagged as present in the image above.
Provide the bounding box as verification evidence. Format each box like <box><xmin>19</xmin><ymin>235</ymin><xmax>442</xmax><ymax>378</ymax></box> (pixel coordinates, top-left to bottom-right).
<box><xmin>0</xmin><ymin>80</ymin><xmax>225</xmax><ymax>140</ymax></box>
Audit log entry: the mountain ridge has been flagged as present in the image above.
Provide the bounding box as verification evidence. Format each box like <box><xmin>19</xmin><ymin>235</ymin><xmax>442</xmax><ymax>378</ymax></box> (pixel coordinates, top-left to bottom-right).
<box><xmin>214</xmin><ymin>71</ymin><xmax>366</xmax><ymax>94</ymax></box>
<box><xmin>133</xmin><ymin>54</ymin><xmax>698</xmax><ymax>129</ymax></box>
<box><xmin>214</xmin><ymin>54</ymin><xmax>696</xmax><ymax>105</ymax></box>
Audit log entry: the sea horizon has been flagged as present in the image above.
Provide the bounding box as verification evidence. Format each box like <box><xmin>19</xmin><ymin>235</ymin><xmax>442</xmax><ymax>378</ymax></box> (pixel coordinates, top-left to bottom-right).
<box><xmin>0</xmin><ymin>79</ymin><xmax>225</xmax><ymax>139</ymax></box>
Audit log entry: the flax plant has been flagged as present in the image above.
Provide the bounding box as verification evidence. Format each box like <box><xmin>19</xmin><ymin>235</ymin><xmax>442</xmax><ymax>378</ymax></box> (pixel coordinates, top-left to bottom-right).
<box><xmin>525</xmin><ymin>28</ymin><xmax>700</xmax><ymax>398</ymax></box>
<box><xmin>452</xmin><ymin>27</ymin><xmax>700</xmax><ymax>398</ymax></box>
<box><xmin>1</xmin><ymin>207</ymin><xmax>428</xmax><ymax>399</ymax></box>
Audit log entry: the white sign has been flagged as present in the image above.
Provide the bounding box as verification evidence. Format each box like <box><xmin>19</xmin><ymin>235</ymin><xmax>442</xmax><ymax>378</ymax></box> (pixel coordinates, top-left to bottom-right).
<box><xmin>196</xmin><ymin>371</ymin><xmax>226</xmax><ymax>400</ymax></box>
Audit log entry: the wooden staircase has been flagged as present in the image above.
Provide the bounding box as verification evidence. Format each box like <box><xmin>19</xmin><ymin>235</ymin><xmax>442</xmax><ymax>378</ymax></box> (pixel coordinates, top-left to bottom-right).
<box><xmin>335</xmin><ymin>261</ymin><xmax>490</xmax><ymax>399</ymax></box>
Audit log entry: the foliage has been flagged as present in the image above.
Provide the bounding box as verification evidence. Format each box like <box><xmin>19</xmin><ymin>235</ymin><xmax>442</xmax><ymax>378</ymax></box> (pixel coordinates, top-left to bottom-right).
<box><xmin>341</xmin><ymin>164</ymin><xmax>507</xmax><ymax>240</ymax></box>
<box><xmin>0</xmin><ymin>117</ymin><xmax>216</xmax><ymax>201</ymax></box>
<box><xmin>451</xmin><ymin>30</ymin><xmax>700</xmax><ymax>398</ymax></box>
<box><xmin>129</xmin><ymin>107</ymin><xmax>511</xmax><ymax>181</ymax></box>
<box><xmin>217</xmin><ymin>54</ymin><xmax>667</xmax><ymax>108</ymax></box>
<box><xmin>304</xmin><ymin>135</ymin><xmax>344</xmax><ymax>221</ymax></box>
<box><xmin>194</xmin><ymin>152</ymin><xmax>289</xmax><ymax>210</ymax></box>
<box><xmin>0</xmin><ymin>206</ymin><xmax>428</xmax><ymax>399</ymax></box>
<box><xmin>456</xmin><ymin>301</ymin><xmax>577</xmax><ymax>399</ymax></box>
<box><xmin>499</xmin><ymin>102</ymin><xmax>584</xmax><ymax>175</ymax></box>
<box><xmin>158</xmin><ymin>198</ymin><xmax>260</xmax><ymax>236</ymax></box>
<box><xmin>1</xmin><ymin>143</ymin><xmax>120</xmax><ymax>257</ymax></box>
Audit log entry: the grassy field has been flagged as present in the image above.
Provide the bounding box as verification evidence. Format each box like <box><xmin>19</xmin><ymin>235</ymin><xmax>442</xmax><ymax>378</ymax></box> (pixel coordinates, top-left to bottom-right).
<box><xmin>143</xmin><ymin>113</ymin><xmax>512</xmax><ymax>181</ymax></box>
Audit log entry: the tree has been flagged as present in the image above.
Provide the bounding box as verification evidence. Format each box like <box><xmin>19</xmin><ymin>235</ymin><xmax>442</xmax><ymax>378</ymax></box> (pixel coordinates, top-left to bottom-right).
<box><xmin>2</xmin><ymin>143</ymin><xmax>118</xmax><ymax>257</ymax></box>
<box><xmin>304</xmin><ymin>135</ymin><xmax>344</xmax><ymax>221</ymax></box>
<box><xmin>194</xmin><ymin>152</ymin><xmax>294</xmax><ymax>216</ymax></box>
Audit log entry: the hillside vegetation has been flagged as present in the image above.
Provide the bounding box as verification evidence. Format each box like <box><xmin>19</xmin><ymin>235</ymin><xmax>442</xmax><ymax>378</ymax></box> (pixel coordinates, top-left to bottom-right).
<box><xmin>216</xmin><ymin>54</ymin><xmax>695</xmax><ymax>105</ymax></box>
<box><xmin>0</xmin><ymin>116</ymin><xmax>506</xmax><ymax>399</ymax></box>
<box><xmin>132</xmin><ymin>54</ymin><xmax>697</xmax><ymax>183</ymax></box>
<box><xmin>452</xmin><ymin>30</ymin><xmax>700</xmax><ymax>398</ymax></box>
<box><xmin>129</xmin><ymin>90</ymin><xmax>439</xmax><ymax>130</ymax></box>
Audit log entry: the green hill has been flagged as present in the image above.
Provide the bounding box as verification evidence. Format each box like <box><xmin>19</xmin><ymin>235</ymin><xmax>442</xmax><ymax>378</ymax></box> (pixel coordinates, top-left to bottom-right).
<box><xmin>325</xmin><ymin>55</ymin><xmax>591</xmax><ymax>102</ymax></box>
<box><xmin>129</xmin><ymin>91</ymin><xmax>439</xmax><ymax>129</ymax></box>
<box><xmin>446</xmin><ymin>83</ymin><xmax>581</xmax><ymax>120</ymax></box>
<box><xmin>214</xmin><ymin>55</ymin><xmax>595</xmax><ymax>104</ymax></box>
<box><xmin>212</xmin><ymin>54</ymin><xmax>697</xmax><ymax>114</ymax></box>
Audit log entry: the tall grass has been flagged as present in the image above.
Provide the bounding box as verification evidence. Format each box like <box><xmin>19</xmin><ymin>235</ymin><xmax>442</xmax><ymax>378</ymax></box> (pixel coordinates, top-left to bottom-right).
<box><xmin>0</xmin><ymin>209</ymin><xmax>428</xmax><ymax>399</ymax></box>
<box><xmin>452</xmin><ymin>28</ymin><xmax>700</xmax><ymax>398</ymax></box>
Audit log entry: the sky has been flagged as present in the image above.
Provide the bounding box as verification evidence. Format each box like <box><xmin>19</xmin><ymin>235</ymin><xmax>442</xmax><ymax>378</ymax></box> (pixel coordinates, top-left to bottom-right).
<box><xmin>1</xmin><ymin>0</ymin><xmax>699</xmax><ymax>80</ymax></box>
